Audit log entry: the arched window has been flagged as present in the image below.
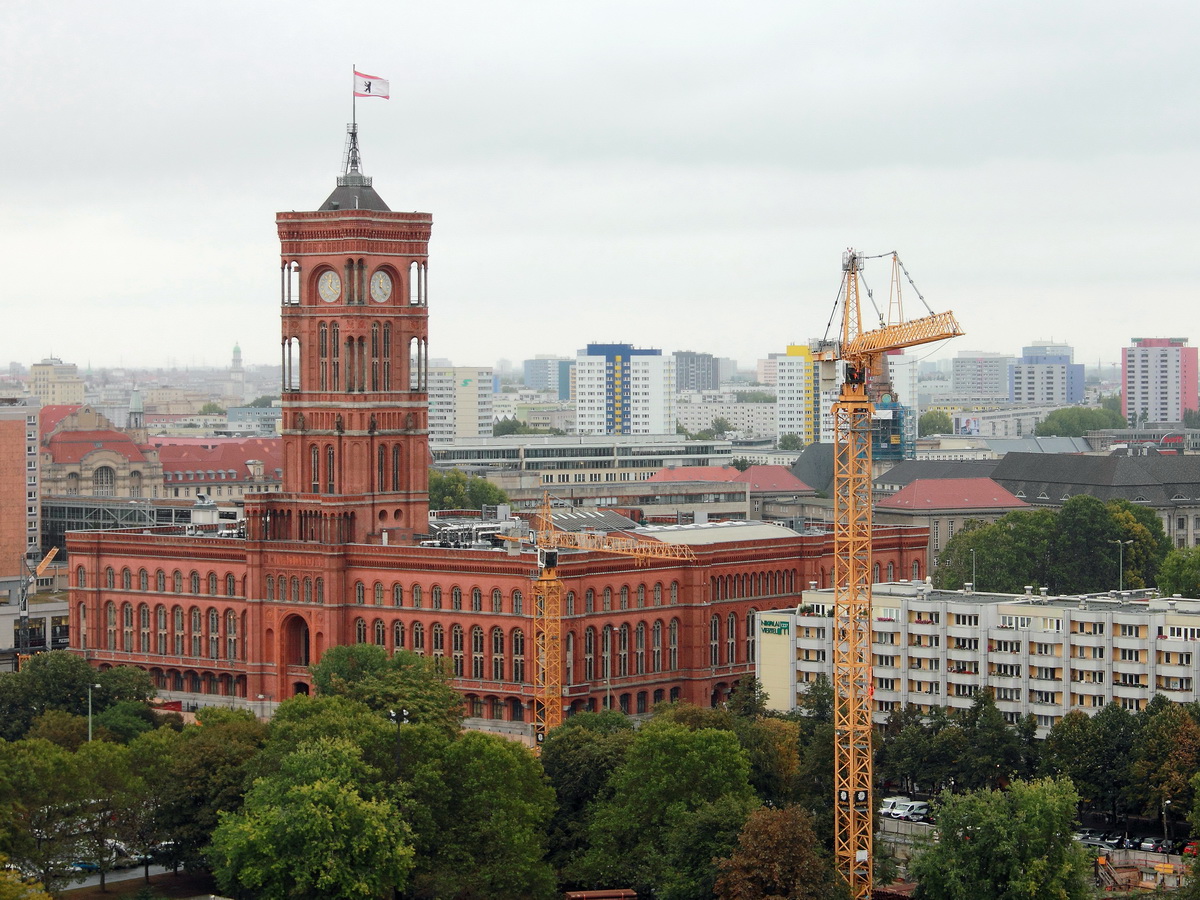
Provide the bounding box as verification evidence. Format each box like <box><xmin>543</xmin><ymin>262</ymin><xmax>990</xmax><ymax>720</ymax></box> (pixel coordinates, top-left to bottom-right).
<box><xmin>584</xmin><ymin>627</ymin><xmax>596</xmax><ymax>680</ymax></box>
<box><xmin>266</xmin><ymin>575</ymin><xmax>275</xmax><ymax>602</ymax></box>
<box><xmin>451</xmin><ymin>624</ymin><xmax>465</xmax><ymax>676</ymax></box>
<box><xmin>654</xmin><ymin>583</ymin><xmax>662</xmax><ymax>606</ymax></box>
<box><xmin>431</xmin><ymin>586</ymin><xmax>442</xmax><ymax>609</ymax></box>
<box><xmin>652</xmin><ymin>620</ymin><xmax>663</xmax><ymax>672</ymax></box>
<box><xmin>471</xmin><ymin>626</ymin><xmax>484</xmax><ymax>678</ymax></box>
<box><xmin>208</xmin><ymin>572</ymin><xmax>217</xmax><ymax>595</ymax></box>
<box><xmin>374</xmin><ymin>619</ymin><xmax>386</xmax><ymax>646</ymax></box>
<box><xmin>492</xmin><ymin>588</ymin><xmax>503</xmax><ymax>613</ymax></box>
<box><xmin>451</xmin><ymin>587</ymin><xmax>462</xmax><ymax>611</ymax></box>
<box><xmin>412</xmin><ymin>622</ymin><xmax>425</xmax><ymax>655</ymax></box>
<box><xmin>226</xmin><ymin>573</ymin><xmax>236</xmax><ymax>597</ymax></box>
<box><xmin>431</xmin><ymin>623</ymin><xmax>445</xmax><ymax>658</ymax></box>
<box><xmin>585</xmin><ymin>589</ymin><xmax>595</xmax><ymax>613</ymax></box>
<box><xmin>172</xmin><ymin>606</ymin><xmax>184</xmax><ymax>655</ymax></box>
<box><xmin>104</xmin><ymin>601</ymin><xmax>115</xmax><ymax>650</ymax></box>
<box><xmin>139</xmin><ymin>569</ymin><xmax>148</xmax><ymax>591</ymax></box>
<box><xmin>172</xmin><ymin>571</ymin><xmax>183</xmax><ymax>593</ymax></box>
<box><xmin>619</xmin><ymin>586</ymin><xmax>629</xmax><ymax>610</ymax></box>
<box><xmin>138</xmin><ymin>604</ymin><xmax>150</xmax><ymax>652</ymax></box>
<box><xmin>726</xmin><ymin>612</ymin><xmax>737</xmax><ymax>664</ymax></box>
<box><xmin>887</xmin><ymin>561</ymin><xmax>895</xmax><ymax>581</ymax></box>
<box><xmin>226</xmin><ymin>609</ymin><xmax>238</xmax><ymax>659</ymax></box>
<box><xmin>190</xmin><ymin>607</ymin><xmax>202</xmax><ymax>657</ymax></box>
<box><xmin>709</xmin><ymin>615</ymin><xmax>720</xmax><ymax>666</ymax></box>
<box><xmin>190</xmin><ymin>572</ymin><xmax>200</xmax><ymax>594</ymax></box>
<box><xmin>491</xmin><ymin>627</ymin><xmax>505</xmax><ymax>680</ymax></box>
<box><xmin>208</xmin><ymin>608</ymin><xmax>220</xmax><ymax>659</ymax></box>
<box><xmin>105</xmin><ymin>567</ymin><xmax>115</xmax><ymax>589</ymax></box>
<box><xmin>355</xmin><ymin>582</ymin><xmax>365</xmax><ymax>604</ymax></box>
<box><xmin>512</xmin><ymin>629</ymin><xmax>526</xmax><ymax>682</ymax></box>
<box><xmin>155</xmin><ymin>605</ymin><xmax>167</xmax><ymax>655</ymax></box>
<box><xmin>355</xmin><ymin>617</ymin><xmax>367</xmax><ymax>643</ymax></box>
<box><xmin>873</xmin><ymin>562</ymin><xmax>881</xmax><ymax>583</ymax></box>
<box><xmin>669</xmin><ymin>619</ymin><xmax>679</xmax><ymax>670</ymax></box>
<box><xmin>316</xmin><ymin>578</ymin><xmax>324</xmax><ymax>603</ymax></box>
<box><xmin>310</xmin><ymin>444</ymin><xmax>320</xmax><ymax>493</ymax></box>
<box><xmin>393</xmin><ymin>620</ymin><xmax>405</xmax><ymax>649</ymax></box>
<box><xmin>412</xmin><ymin>585</ymin><xmax>423</xmax><ymax>609</ymax></box>
<box><xmin>304</xmin><ymin>578</ymin><xmax>313</xmax><ymax>603</ymax></box>
<box><xmin>565</xmin><ymin>591</ymin><xmax>575</xmax><ymax>615</ymax></box>
<box><xmin>601</xmin><ymin>626</ymin><xmax>612</xmax><ymax>682</ymax></box>
<box><xmin>512</xmin><ymin>590</ymin><xmax>523</xmax><ymax>616</ymax></box>
<box><xmin>291</xmin><ymin>577</ymin><xmax>300</xmax><ymax>604</ymax></box>
<box><xmin>670</xmin><ymin>582</ymin><xmax>679</xmax><ymax>604</ymax></box>
<box><xmin>93</xmin><ymin>465</ymin><xmax>116</xmax><ymax>497</ymax></box>
<box><xmin>746</xmin><ymin>609</ymin><xmax>757</xmax><ymax>663</ymax></box>
<box><xmin>912</xmin><ymin>559</ymin><xmax>921</xmax><ymax>580</ymax></box>
<box><xmin>635</xmin><ymin>622</ymin><xmax>646</xmax><ymax>674</ymax></box>
<box><xmin>393</xmin><ymin>584</ymin><xmax>403</xmax><ymax>607</ymax></box>
<box><xmin>374</xmin><ymin>583</ymin><xmax>384</xmax><ymax>606</ymax></box>
<box><xmin>637</xmin><ymin>585</ymin><xmax>645</xmax><ymax>608</ymax></box>
<box><xmin>156</xmin><ymin>570</ymin><xmax>165</xmax><ymax>592</ymax></box>
<box><xmin>618</xmin><ymin>624</ymin><xmax>629</xmax><ymax>676</ymax></box>
<box><xmin>471</xmin><ymin>588</ymin><xmax>482</xmax><ymax>612</ymax></box>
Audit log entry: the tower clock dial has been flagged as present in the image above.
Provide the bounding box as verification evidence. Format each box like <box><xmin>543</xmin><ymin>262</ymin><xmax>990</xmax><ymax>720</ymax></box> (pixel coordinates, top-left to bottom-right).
<box><xmin>370</xmin><ymin>270</ymin><xmax>393</xmax><ymax>302</ymax></box>
<box><xmin>317</xmin><ymin>270</ymin><xmax>342</xmax><ymax>302</ymax></box>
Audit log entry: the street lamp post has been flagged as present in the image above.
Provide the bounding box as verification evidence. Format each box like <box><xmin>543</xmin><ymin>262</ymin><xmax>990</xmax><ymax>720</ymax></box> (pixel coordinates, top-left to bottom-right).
<box><xmin>969</xmin><ymin>548</ymin><xmax>977</xmax><ymax>591</ymax></box>
<box><xmin>87</xmin><ymin>682</ymin><xmax>101</xmax><ymax>741</ymax></box>
<box><xmin>1163</xmin><ymin>798</ymin><xmax>1173</xmax><ymax>840</ymax></box>
<box><xmin>1110</xmin><ymin>539</ymin><xmax>1133</xmax><ymax>592</ymax></box>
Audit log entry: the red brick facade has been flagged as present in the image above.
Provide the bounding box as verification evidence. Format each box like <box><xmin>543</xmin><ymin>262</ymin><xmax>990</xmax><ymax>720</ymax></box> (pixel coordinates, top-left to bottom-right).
<box><xmin>67</xmin><ymin>150</ymin><xmax>929</xmax><ymax>725</ymax></box>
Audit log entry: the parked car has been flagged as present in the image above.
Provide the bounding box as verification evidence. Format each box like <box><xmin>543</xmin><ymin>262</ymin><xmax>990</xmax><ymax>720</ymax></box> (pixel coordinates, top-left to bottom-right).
<box><xmin>879</xmin><ymin>796</ymin><xmax>910</xmax><ymax>817</ymax></box>
<box><xmin>903</xmin><ymin>801</ymin><xmax>932</xmax><ymax>822</ymax></box>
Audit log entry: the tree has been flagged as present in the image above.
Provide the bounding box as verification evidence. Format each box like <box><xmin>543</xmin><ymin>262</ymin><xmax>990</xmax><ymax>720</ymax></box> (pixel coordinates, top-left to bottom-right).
<box><xmin>731</xmin><ymin>457</ymin><xmax>751</xmax><ymax>471</ymax></box>
<box><xmin>427</xmin><ymin>469</ymin><xmax>509</xmax><ymax>511</ymax></box>
<box><xmin>1034</xmin><ymin>406</ymin><xmax>1125</xmax><ymax>437</ymax></box>
<box><xmin>210</xmin><ymin>737</ymin><xmax>414</xmax><ymax>900</ymax></box>
<box><xmin>310</xmin><ymin>646</ymin><xmax>464</xmax><ymax>735</ymax></box>
<box><xmin>777</xmin><ymin>433</ymin><xmax>803</xmax><ymax>452</ymax></box>
<box><xmin>1158</xmin><ymin>546</ymin><xmax>1200</xmax><ymax>597</ymax></box>
<box><xmin>1128</xmin><ymin>698</ymin><xmax>1200</xmax><ymax>828</ymax></box>
<box><xmin>1047</xmin><ymin>495</ymin><xmax>1121</xmax><ymax>593</ymax></box>
<box><xmin>714</xmin><ymin>805</ymin><xmax>845</xmax><ymax>900</ymax></box>
<box><xmin>248</xmin><ymin>395</ymin><xmax>279</xmax><ymax>408</ymax></box>
<box><xmin>0</xmin><ymin>856</ymin><xmax>51</xmax><ymax>900</ymax></box>
<box><xmin>570</xmin><ymin>720</ymin><xmax>758</xmax><ymax>897</ymax></box>
<box><xmin>198</xmin><ymin>401</ymin><xmax>226</xmax><ymax>416</ymax></box>
<box><xmin>910</xmin><ymin>777</ymin><xmax>1090</xmax><ymax>900</ymax></box>
<box><xmin>918</xmin><ymin>410</ymin><xmax>952</xmax><ymax>437</ymax></box>
<box><xmin>712</xmin><ymin>417</ymin><xmax>733</xmax><ymax>435</ymax></box>
<box><xmin>407</xmin><ymin>731</ymin><xmax>556</xmax><ymax>899</ymax></box>
<box><xmin>72</xmin><ymin>740</ymin><xmax>143</xmax><ymax>891</ymax></box>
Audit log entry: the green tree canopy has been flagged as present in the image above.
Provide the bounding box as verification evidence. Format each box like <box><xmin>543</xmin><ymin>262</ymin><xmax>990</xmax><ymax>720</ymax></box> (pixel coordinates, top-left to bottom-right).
<box><xmin>1034</xmin><ymin>406</ymin><xmax>1126</xmax><ymax>437</ymax></box>
<box><xmin>1158</xmin><ymin>545</ymin><xmax>1200</xmax><ymax>598</ymax></box>
<box><xmin>910</xmin><ymin>777</ymin><xmax>1090</xmax><ymax>900</ymax></box>
<box><xmin>918</xmin><ymin>410</ymin><xmax>953</xmax><ymax>437</ymax></box>
<box><xmin>713</xmin><ymin>805</ymin><xmax>844</xmax><ymax>900</ymax></box>
<box><xmin>247</xmin><ymin>395</ymin><xmax>279</xmax><ymax>407</ymax></box>
<box><xmin>778</xmin><ymin>433</ymin><xmax>803</xmax><ymax>451</ymax></box>
<box><xmin>210</xmin><ymin>737</ymin><xmax>414</xmax><ymax>900</ymax></box>
<box><xmin>428</xmin><ymin>469</ymin><xmax>509</xmax><ymax>511</ymax></box>
<box><xmin>198</xmin><ymin>401</ymin><xmax>226</xmax><ymax>416</ymax></box>
<box><xmin>309</xmin><ymin>645</ymin><xmax>463</xmax><ymax>734</ymax></box>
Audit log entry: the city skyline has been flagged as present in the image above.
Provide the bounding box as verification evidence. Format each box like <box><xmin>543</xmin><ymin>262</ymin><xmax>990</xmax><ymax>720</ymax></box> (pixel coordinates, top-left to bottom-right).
<box><xmin>3</xmin><ymin>3</ymin><xmax>1198</xmax><ymax>372</ymax></box>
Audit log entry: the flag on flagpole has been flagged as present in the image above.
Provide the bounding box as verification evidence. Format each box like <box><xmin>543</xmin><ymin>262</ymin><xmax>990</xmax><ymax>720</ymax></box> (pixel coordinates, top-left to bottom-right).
<box><xmin>354</xmin><ymin>70</ymin><xmax>389</xmax><ymax>99</ymax></box>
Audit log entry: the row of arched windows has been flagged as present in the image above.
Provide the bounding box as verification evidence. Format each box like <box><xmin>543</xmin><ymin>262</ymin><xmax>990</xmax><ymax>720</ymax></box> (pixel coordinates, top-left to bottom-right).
<box><xmin>92</xmin><ymin>601</ymin><xmax>244</xmax><ymax>661</ymax></box>
<box><xmin>344</xmin><ymin>580</ymin><xmax>683</xmax><ymax>614</ymax></box>
<box><xmin>85</xmin><ymin>566</ymin><xmax>241</xmax><ymax>598</ymax></box>
<box><xmin>708</xmin><ymin>611</ymin><xmax>759</xmax><ymax>667</ymax></box>
<box><xmin>348</xmin><ymin>616</ymin><xmax>696</xmax><ymax>684</ymax></box>
<box><xmin>711</xmin><ymin>569</ymin><xmax>796</xmax><ymax>601</ymax></box>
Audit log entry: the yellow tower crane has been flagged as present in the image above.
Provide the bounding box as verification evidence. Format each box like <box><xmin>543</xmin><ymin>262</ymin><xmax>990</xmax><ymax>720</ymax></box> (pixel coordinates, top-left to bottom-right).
<box><xmin>815</xmin><ymin>250</ymin><xmax>962</xmax><ymax>900</ymax></box>
<box><xmin>518</xmin><ymin>493</ymin><xmax>697</xmax><ymax>747</ymax></box>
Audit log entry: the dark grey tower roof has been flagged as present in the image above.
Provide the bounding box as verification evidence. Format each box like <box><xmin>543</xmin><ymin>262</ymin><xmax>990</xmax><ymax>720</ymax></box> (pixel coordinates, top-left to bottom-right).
<box><xmin>319</xmin><ymin>123</ymin><xmax>390</xmax><ymax>212</ymax></box>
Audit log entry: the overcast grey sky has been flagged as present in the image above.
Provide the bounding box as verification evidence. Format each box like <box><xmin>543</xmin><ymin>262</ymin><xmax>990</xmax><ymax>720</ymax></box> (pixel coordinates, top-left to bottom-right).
<box><xmin>3</xmin><ymin>1</ymin><xmax>1198</xmax><ymax>374</ymax></box>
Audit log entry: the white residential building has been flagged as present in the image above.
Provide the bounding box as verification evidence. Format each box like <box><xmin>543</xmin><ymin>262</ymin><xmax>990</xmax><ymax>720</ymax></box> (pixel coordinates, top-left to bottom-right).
<box><xmin>427</xmin><ymin>366</ymin><xmax>494</xmax><ymax>445</ymax></box>
<box><xmin>574</xmin><ymin>343</ymin><xmax>675</xmax><ymax>436</ymax></box>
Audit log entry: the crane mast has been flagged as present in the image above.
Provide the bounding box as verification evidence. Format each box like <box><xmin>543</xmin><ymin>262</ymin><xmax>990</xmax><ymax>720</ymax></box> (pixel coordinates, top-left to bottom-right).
<box><xmin>819</xmin><ymin>250</ymin><xmax>962</xmax><ymax>899</ymax></box>
<box><xmin>523</xmin><ymin>494</ymin><xmax>697</xmax><ymax>748</ymax></box>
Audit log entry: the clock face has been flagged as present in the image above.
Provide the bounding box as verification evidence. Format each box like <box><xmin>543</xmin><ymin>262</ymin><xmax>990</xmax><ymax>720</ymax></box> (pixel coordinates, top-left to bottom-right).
<box><xmin>317</xmin><ymin>270</ymin><xmax>341</xmax><ymax>302</ymax></box>
<box><xmin>370</xmin><ymin>271</ymin><xmax>393</xmax><ymax>303</ymax></box>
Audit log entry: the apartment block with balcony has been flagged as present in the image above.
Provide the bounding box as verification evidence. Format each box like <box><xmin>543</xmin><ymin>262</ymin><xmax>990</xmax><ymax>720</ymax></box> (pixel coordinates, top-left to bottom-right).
<box><xmin>757</xmin><ymin>582</ymin><xmax>1200</xmax><ymax>736</ymax></box>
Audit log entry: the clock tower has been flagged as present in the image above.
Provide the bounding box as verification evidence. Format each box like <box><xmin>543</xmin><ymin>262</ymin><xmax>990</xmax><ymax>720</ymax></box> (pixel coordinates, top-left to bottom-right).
<box><xmin>262</xmin><ymin>124</ymin><xmax>431</xmax><ymax>544</ymax></box>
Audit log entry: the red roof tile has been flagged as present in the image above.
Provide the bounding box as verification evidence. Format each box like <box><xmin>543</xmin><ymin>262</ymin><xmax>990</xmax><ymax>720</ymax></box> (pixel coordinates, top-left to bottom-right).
<box><xmin>155</xmin><ymin>437</ymin><xmax>283</xmax><ymax>477</ymax></box>
<box><xmin>39</xmin><ymin>405</ymin><xmax>82</xmax><ymax>439</ymax></box>
<box><xmin>647</xmin><ymin>464</ymin><xmax>812</xmax><ymax>493</ymax></box>
<box><xmin>46</xmin><ymin>429</ymin><xmax>148</xmax><ymax>465</ymax></box>
<box><xmin>875</xmin><ymin>477</ymin><xmax>1028</xmax><ymax>511</ymax></box>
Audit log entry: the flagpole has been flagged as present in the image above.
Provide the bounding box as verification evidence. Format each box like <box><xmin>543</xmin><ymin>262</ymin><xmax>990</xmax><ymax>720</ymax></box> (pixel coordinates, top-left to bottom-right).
<box><xmin>352</xmin><ymin>62</ymin><xmax>357</xmax><ymax>129</ymax></box>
